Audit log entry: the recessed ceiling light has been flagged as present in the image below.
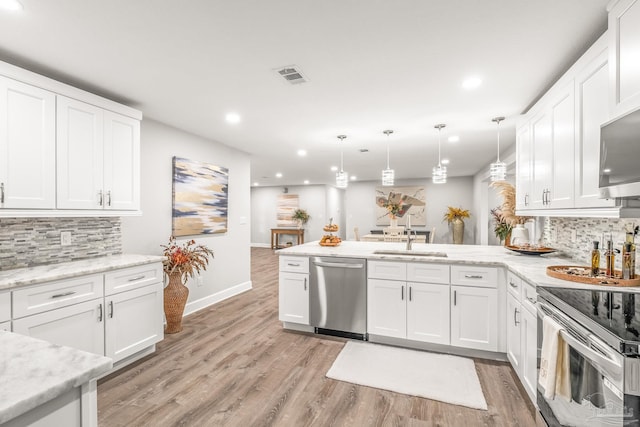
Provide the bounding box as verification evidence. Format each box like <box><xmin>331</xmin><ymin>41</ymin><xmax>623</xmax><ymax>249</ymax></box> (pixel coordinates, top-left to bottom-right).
<box><xmin>448</xmin><ymin>135</ymin><xmax>460</xmax><ymax>143</ymax></box>
<box><xmin>275</xmin><ymin>172</ymin><xmax>283</xmax><ymax>178</ymax></box>
<box><xmin>253</xmin><ymin>182</ymin><xmax>259</xmax><ymax>186</ymax></box>
<box><xmin>462</xmin><ymin>76</ymin><xmax>482</xmax><ymax>90</ymax></box>
<box><xmin>350</xmin><ymin>176</ymin><xmax>357</xmax><ymax>181</ymax></box>
<box><xmin>0</xmin><ymin>0</ymin><xmax>23</xmax><ymax>11</ymax></box>
<box><xmin>225</xmin><ymin>112</ymin><xmax>241</xmax><ymax>124</ymax></box>
<box><xmin>330</xmin><ymin>166</ymin><xmax>338</xmax><ymax>172</ymax></box>
<box><xmin>303</xmin><ymin>180</ymin><xmax>310</xmax><ymax>185</ymax></box>
<box><xmin>297</xmin><ymin>149</ymin><xmax>307</xmax><ymax>157</ymax></box>
<box><xmin>441</xmin><ymin>159</ymin><xmax>450</xmax><ymax>165</ymax></box>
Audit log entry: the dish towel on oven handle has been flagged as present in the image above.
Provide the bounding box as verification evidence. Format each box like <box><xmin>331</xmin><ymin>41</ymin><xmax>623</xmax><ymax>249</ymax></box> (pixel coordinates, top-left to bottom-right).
<box><xmin>538</xmin><ymin>315</ymin><xmax>571</xmax><ymax>400</ymax></box>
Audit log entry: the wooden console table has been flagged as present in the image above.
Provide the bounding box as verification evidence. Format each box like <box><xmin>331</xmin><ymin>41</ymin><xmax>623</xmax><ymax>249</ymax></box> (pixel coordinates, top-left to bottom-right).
<box><xmin>271</xmin><ymin>228</ymin><xmax>304</xmax><ymax>249</ymax></box>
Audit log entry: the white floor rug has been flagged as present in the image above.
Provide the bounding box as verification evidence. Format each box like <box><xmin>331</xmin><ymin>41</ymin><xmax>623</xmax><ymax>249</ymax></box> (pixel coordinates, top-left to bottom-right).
<box><xmin>326</xmin><ymin>341</ymin><xmax>488</xmax><ymax>410</ymax></box>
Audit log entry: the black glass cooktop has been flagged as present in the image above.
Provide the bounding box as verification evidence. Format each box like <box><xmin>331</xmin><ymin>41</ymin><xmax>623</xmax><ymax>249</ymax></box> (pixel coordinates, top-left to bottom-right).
<box><xmin>542</xmin><ymin>287</ymin><xmax>640</xmax><ymax>345</ymax></box>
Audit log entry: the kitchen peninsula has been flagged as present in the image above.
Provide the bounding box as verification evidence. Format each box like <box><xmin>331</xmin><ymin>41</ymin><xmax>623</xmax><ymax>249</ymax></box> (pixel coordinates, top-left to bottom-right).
<box><xmin>277</xmin><ymin>240</ymin><xmax>616</xmax><ymax>406</ymax></box>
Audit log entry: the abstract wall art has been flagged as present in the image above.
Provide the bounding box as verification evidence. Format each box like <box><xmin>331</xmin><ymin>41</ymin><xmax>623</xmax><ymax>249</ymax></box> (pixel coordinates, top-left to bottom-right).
<box><xmin>375</xmin><ymin>186</ymin><xmax>426</xmax><ymax>226</ymax></box>
<box><xmin>172</xmin><ymin>157</ymin><xmax>229</xmax><ymax>236</ymax></box>
<box><xmin>277</xmin><ymin>194</ymin><xmax>299</xmax><ymax>227</ymax></box>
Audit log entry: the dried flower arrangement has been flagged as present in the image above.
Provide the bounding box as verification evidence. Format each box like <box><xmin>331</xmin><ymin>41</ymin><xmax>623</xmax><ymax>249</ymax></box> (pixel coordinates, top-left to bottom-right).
<box><xmin>489</xmin><ymin>181</ymin><xmax>531</xmax><ymax>226</ymax></box>
<box><xmin>443</xmin><ymin>206</ymin><xmax>470</xmax><ymax>224</ymax></box>
<box><xmin>161</xmin><ymin>236</ymin><xmax>214</xmax><ymax>282</ymax></box>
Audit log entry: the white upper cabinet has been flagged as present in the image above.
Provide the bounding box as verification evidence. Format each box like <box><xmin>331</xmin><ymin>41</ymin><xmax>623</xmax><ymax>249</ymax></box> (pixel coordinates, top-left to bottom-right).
<box><xmin>57</xmin><ymin>96</ymin><xmax>140</xmax><ymax>211</ymax></box>
<box><xmin>548</xmin><ymin>83</ymin><xmax>575</xmax><ymax>208</ymax></box>
<box><xmin>609</xmin><ymin>0</ymin><xmax>640</xmax><ymax>117</ymax></box>
<box><xmin>515</xmin><ymin>123</ymin><xmax>532</xmax><ymax>210</ymax></box>
<box><xmin>575</xmin><ymin>47</ymin><xmax>616</xmax><ymax>208</ymax></box>
<box><xmin>530</xmin><ymin>110</ymin><xmax>552</xmax><ymax>209</ymax></box>
<box><xmin>0</xmin><ymin>76</ymin><xmax>56</xmax><ymax>209</ymax></box>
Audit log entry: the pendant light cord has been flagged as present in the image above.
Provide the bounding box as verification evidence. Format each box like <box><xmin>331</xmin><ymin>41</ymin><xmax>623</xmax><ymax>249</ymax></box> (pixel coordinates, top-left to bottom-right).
<box><xmin>492</xmin><ymin>117</ymin><xmax>505</xmax><ymax>162</ymax></box>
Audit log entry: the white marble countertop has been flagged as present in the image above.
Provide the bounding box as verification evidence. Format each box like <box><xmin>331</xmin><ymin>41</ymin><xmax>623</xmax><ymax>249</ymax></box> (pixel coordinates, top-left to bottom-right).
<box><xmin>0</xmin><ymin>331</ymin><xmax>113</xmax><ymax>424</ymax></box>
<box><xmin>0</xmin><ymin>253</ymin><xmax>165</xmax><ymax>291</ymax></box>
<box><xmin>278</xmin><ymin>241</ymin><xmax>636</xmax><ymax>292</ymax></box>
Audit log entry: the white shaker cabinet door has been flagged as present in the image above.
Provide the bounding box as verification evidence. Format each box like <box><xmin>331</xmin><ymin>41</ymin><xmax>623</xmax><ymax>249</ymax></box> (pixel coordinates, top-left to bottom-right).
<box><xmin>549</xmin><ymin>83</ymin><xmax>575</xmax><ymax>209</ymax></box>
<box><xmin>105</xmin><ymin>283</ymin><xmax>164</xmax><ymax>363</ymax></box>
<box><xmin>367</xmin><ymin>279</ymin><xmax>406</xmax><ymax>339</ymax></box>
<box><xmin>12</xmin><ymin>299</ymin><xmax>105</xmax><ymax>356</ymax></box>
<box><xmin>520</xmin><ymin>307</ymin><xmax>538</xmax><ymax>404</ymax></box>
<box><xmin>450</xmin><ymin>286</ymin><xmax>498</xmax><ymax>352</ymax></box>
<box><xmin>278</xmin><ymin>272</ymin><xmax>310</xmax><ymax>325</ymax></box>
<box><xmin>530</xmin><ymin>110</ymin><xmax>552</xmax><ymax>209</ymax></box>
<box><xmin>610</xmin><ymin>0</ymin><xmax>640</xmax><ymax>117</ymax></box>
<box><xmin>0</xmin><ymin>76</ymin><xmax>56</xmax><ymax>209</ymax></box>
<box><xmin>56</xmin><ymin>96</ymin><xmax>104</xmax><ymax>209</ymax></box>
<box><xmin>515</xmin><ymin>122</ymin><xmax>532</xmax><ymax>210</ymax></box>
<box><xmin>406</xmin><ymin>282</ymin><xmax>450</xmax><ymax>345</ymax></box>
<box><xmin>506</xmin><ymin>293</ymin><xmax>522</xmax><ymax>372</ymax></box>
<box><xmin>103</xmin><ymin>111</ymin><xmax>140</xmax><ymax>210</ymax></box>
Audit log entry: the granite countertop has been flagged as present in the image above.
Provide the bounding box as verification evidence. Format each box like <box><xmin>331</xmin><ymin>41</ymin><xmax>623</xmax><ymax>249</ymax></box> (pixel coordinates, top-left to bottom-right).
<box><xmin>0</xmin><ymin>253</ymin><xmax>165</xmax><ymax>291</ymax></box>
<box><xmin>278</xmin><ymin>241</ymin><xmax>635</xmax><ymax>292</ymax></box>
<box><xmin>0</xmin><ymin>331</ymin><xmax>113</xmax><ymax>424</ymax></box>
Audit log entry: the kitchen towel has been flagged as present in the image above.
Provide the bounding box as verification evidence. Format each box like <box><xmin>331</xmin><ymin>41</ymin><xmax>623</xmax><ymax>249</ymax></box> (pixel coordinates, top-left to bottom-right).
<box><xmin>326</xmin><ymin>341</ymin><xmax>487</xmax><ymax>410</ymax></box>
<box><xmin>539</xmin><ymin>315</ymin><xmax>571</xmax><ymax>400</ymax></box>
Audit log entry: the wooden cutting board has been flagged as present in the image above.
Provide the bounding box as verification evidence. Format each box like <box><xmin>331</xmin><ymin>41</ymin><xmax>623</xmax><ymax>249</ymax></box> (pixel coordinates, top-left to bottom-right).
<box><xmin>546</xmin><ymin>265</ymin><xmax>640</xmax><ymax>287</ymax></box>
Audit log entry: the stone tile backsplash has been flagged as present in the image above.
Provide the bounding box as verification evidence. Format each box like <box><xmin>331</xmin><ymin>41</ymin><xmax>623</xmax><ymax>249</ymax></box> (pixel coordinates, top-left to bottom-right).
<box><xmin>543</xmin><ymin>217</ymin><xmax>639</xmax><ymax>272</ymax></box>
<box><xmin>0</xmin><ymin>217</ymin><xmax>122</xmax><ymax>270</ymax></box>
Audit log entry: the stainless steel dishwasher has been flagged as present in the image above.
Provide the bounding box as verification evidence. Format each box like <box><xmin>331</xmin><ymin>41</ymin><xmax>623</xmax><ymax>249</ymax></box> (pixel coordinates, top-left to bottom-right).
<box><xmin>309</xmin><ymin>257</ymin><xmax>367</xmax><ymax>340</ymax></box>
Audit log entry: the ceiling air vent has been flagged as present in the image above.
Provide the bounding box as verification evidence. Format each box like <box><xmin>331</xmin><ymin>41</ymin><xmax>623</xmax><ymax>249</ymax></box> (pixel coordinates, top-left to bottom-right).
<box><xmin>275</xmin><ymin>65</ymin><xmax>308</xmax><ymax>85</ymax></box>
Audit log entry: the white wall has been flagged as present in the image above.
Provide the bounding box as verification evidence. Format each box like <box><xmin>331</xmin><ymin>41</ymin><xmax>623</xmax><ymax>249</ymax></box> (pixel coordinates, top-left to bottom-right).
<box><xmin>121</xmin><ymin>119</ymin><xmax>251</xmax><ymax>312</ymax></box>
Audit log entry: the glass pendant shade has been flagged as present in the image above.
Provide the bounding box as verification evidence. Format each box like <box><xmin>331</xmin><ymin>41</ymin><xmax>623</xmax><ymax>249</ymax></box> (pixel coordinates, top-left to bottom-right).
<box><xmin>382</xmin><ymin>129</ymin><xmax>395</xmax><ymax>186</ymax></box>
<box><xmin>489</xmin><ymin>116</ymin><xmax>506</xmax><ymax>182</ymax></box>
<box><xmin>432</xmin><ymin>124</ymin><xmax>447</xmax><ymax>184</ymax></box>
<box><xmin>336</xmin><ymin>135</ymin><xmax>348</xmax><ymax>188</ymax></box>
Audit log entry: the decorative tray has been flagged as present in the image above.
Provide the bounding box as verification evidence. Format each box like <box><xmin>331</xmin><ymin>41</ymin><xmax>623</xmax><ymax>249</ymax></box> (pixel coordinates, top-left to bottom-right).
<box><xmin>319</xmin><ymin>241</ymin><xmax>340</xmax><ymax>247</ymax></box>
<box><xmin>506</xmin><ymin>245</ymin><xmax>556</xmax><ymax>256</ymax></box>
<box><xmin>323</xmin><ymin>226</ymin><xmax>339</xmax><ymax>232</ymax></box>
<box><xmin>546</xmin><ymin>265</ymin><xmax>640</xmax><ymax>287</ymax></box>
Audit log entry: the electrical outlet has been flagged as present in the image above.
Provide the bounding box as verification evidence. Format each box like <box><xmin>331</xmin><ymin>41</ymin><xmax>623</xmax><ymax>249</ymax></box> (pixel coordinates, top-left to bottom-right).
<box><xmin>196</xmin><ymin>275</ymin><xmax>204</xmax><ymax>287</ymax></box>
<box><xmin>570</xmin><ymin>230</ymin><xmax>577</xmax><ymax>243</ymax></box>
<box><xmin>60</xmin><ymin>231</ymin><xmax>72</xmax><ymax>246</ymax></box>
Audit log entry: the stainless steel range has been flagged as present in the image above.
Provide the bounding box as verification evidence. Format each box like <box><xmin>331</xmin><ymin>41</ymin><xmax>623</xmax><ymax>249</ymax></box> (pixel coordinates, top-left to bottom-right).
<box><xmin>537</xmin><ymin>286</ymin><xmax>640</xmax><ymax>426</ymax></box>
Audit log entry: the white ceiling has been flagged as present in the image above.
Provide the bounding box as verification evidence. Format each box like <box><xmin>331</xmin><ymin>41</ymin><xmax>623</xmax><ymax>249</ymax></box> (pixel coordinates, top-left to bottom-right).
<box><xmin>0</xmin><ymin>0</ymin><xmax>609</xmax><ymax>187</ymax></box>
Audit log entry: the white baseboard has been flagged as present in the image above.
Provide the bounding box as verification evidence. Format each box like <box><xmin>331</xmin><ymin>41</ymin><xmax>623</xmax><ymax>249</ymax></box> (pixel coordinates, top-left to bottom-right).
<box><xmin>251</xmin><ymin>243</ymin><xmax>271</xmax><ymax>248</ymax></box>
<box><xmin>184</xmin><ymin>280</ymin><xmax>253</xmax><ymax>316</ymax></box>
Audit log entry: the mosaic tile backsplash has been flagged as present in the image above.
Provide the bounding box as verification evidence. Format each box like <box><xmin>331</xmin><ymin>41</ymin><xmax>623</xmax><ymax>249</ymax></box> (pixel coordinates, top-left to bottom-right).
<box><xmin>543</xmin><ymin>217</ymin><xmax>639</xmax><ymax>273</ymax></box>
<box><xmin>0</xmin><ymin>218</ymin><xmax>122</xmax><ymax>270</ymax></box>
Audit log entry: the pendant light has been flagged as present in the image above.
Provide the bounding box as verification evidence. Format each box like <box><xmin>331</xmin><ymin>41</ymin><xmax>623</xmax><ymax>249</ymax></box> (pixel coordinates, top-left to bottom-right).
<box><xmin>382</xmin><ymin>129</ymin><xmax>395</xmax><ymax>186</ymax></box>
<box><xmin>489</xmin><ymin>116</ymin><xmax>507</xmax><ymax>182</ymax></box>
<box><xmin>335</xmin><ymin>135</ymin><xmax>348</xmax><ymax>188</ymax></box>
<box><xmin>432</xmin><ymin>124</ymin><xmax>447</xmax><ymax>184</ymax></box>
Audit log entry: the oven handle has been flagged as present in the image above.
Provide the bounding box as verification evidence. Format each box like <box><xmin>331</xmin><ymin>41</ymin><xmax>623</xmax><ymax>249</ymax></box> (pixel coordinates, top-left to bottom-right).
<box><xmin>536</xmin><ymin>302</ymin><xmax>622</xmax><ymax>373</ymax></box>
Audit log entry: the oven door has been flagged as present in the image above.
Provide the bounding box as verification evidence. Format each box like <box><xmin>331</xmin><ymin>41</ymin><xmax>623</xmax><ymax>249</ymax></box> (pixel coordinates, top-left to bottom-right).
<box><xmin>537</xmin><ymin>298</ymin><xmax>626</xmax><ymax>427</ymax></box>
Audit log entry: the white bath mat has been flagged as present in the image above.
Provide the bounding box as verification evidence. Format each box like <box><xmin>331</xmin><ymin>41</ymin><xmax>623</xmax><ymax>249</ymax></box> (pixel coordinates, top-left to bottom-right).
<box><xmin>326</xmin><ymin>341</ymin><xmax>488</xmax><ymax>410</ymax></box>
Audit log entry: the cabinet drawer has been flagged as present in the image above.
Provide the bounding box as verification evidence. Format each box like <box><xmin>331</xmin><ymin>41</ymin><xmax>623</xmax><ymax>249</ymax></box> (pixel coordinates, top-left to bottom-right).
<box><xmin>0</xmin><ymin>292</ymin><xmax>10</xmax><ymax>322</ymax></box>
<box><xmin>521</xmin><ymin>281</ymin><xmax>537</xmax><ymax>314</ymax></box>
<box><xmin>507</xmin><ymin>271</ymin><xmax>522</xmax><ymax>298</ymax></box>
<box><xmin>450</xmin><ymin>265</ymin><xmax>498</xmax><ymax>288</ymax></box>
<box><xmin>367</xmin><ymin>261</ymin><xmax>406</xmax><ymax>280</ymax></box>
<box><xmin>407</xmin><ymin>263</ymin><xmax>449</xmax><ymax>284</ymax></box>
<box><xmin>13</xmin><ymin>274</ymin><xmax>104</xmax><ymax>319</ymax></box>
<box><xmin>279</xmin><ymin>256</ymin><xmax>309</xmax><ymax>274</ymax></box>
<box><xmin>105</xmin><ymin>263</ymin><xmax>163</xmax><ymax>296</ymax></box>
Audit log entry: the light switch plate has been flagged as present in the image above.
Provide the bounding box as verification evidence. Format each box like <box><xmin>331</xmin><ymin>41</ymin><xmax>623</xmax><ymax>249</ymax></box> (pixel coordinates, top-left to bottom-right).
<box><xmin>60</xmin><ymin>231</ymin><xmax>71</xmax><ymax>246</ymax></box>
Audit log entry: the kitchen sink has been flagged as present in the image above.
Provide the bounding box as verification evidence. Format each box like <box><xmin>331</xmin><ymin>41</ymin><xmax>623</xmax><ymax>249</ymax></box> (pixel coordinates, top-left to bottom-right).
<box><xmin>372</xmin><ymin>250</ymin><xmax>448</xmax><ymax>258</ymax></box>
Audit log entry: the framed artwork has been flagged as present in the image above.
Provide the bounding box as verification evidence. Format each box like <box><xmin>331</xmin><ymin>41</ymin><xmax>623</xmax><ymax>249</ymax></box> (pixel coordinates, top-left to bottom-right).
<box><xmin>277</xmin><ymin>194</ymin><xmax>299</xmax><ymax>227</ymax></box>
<box><xmin>172</xmin><ymin>157</ymin><xmax>229</xmax><ymax>236</ymax></box>
<box><xmin>375</xmin><ymin>186</ymin><xmax>426</xmax><ymax>226</ymax></box>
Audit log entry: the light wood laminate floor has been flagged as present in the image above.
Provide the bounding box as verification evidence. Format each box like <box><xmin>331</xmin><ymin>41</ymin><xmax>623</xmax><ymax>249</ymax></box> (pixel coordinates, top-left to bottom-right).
<box><xmin>98</xmin><ymin>248</ymin><xmax>536</xmax><ymax>426</ymax></box>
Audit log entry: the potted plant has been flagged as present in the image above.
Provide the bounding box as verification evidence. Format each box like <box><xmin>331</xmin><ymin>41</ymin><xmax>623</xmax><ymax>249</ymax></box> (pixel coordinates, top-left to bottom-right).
<box><xmin>491</xmin><ymin>207</ymin><xmax>513</xmax><ymax>245</ymax></box>
<box><xmin>161</xmin><ymin>236</ymin><xmax>214</xmax><ymax>334</ymax></box>
<box><xmin>292</xmin><ymin>208</ymin><xmax>311</xmax><ymax>229</ymax></box>
<box><xmin>443</xmin><ymin>206</ymin><xmax>470</xmax><ymax>244</ymax></box>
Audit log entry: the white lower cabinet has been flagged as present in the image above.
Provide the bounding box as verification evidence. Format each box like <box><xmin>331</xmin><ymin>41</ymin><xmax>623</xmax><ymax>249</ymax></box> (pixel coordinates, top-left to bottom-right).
<box><xmin>450</xmin><ymin>285</ymin><xmax>498</xmax><ymax>352</ymax></box>
<box><xmin>367</xmin><ymin>278</ymin><xmax>407</xmax><ymax>338</ymax></box>
<box><xmin>278</xmin><ymin>271</ymin><xmax>309</xmax><ymax>325</ymax></box>
<box><xmin>406</xmin><ymin>282</ymin><xmax>450</xmax><ymax>345</ymax></box>
<box><xmin>521</xmin><ymin>307</ymin><xmax>538</xmax><ymax>402</ymax></box>
<box><xmin>13</xmin><ymin>299</ymin><xmax>105</xmax><ymax>355</ymax></box>
<box><xmin>506</xmin><ymin>292</ymin><xmax>522</xmax><ymax>370</ymax></box>
<box><xmin>105</xmin><ymin>284</ymin><xmax>163</xmax><ymax>363</ymax></box>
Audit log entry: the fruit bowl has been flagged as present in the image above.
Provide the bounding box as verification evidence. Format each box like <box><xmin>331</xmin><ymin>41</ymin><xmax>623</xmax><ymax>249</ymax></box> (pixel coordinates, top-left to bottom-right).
<box><xmin>323</xmin><ymin>225</ymin><xmax>339</xmax><ymax>232</ymax></box>
<box><xmin>319</xmin><ymin>234</ymin><xmax>341</xmax><ymax>246</ymax></box>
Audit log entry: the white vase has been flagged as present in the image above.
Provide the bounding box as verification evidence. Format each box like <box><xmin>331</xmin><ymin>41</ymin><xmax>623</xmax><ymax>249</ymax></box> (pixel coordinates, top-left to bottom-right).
<box><xmin>389</xmin><ymin>217</ymin><xmax>398</xmax><ymax>228</ymax></box>
<box><xmin>510</xmin><ymin>224</ymin><xmax>530</xmax><ymax>246</ymax></box>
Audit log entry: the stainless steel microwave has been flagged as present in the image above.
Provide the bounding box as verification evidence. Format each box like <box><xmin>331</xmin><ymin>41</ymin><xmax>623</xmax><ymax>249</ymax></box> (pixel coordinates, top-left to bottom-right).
<box><xmin>599</xmin><ymin>107</ymin><xmax>640</xmax><ymax>199</ymax></box>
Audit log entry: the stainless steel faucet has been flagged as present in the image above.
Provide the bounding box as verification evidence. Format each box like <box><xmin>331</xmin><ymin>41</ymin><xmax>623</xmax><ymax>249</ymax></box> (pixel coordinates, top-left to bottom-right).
<box><xmin>406</xmin><ymin>229</ymin><xmax>416</xmax><ymax>250</ymax></box>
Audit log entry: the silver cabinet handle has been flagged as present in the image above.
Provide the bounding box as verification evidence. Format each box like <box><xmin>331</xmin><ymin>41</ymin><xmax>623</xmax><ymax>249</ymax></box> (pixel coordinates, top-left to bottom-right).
<box><xmin>526</xmin><ymin>296</ymin><xmax>536</xmax><ymax>304</ymax></box>
<box><xmin>409</xmin><ymin>286</ymin><xmax>412</xmax><ymax>302</ymax></box>
<box><xmin>453</xmin><ymin>290</ymin><xmax>457</xmax><ymax>305</ymax></box>
<box><xmin>51</xmin><ymin>291</ymin><xmax>76</xmax><ymax>299</ymax></box>
<box><xmin>0</xmin><ymin>182</ymin><xmax>4</xmax><ymax>204</ymax></box>
<box><xmin>547</xmin><ymin>189</ymin><xmax>551</xmax><ymax>205</ymax></box>
<box><xmin>106</xmin><ymin>190</ymin><xmax>112</xmax><ymax>207</ymax></box>
<box><xmin>98</xmin><ymin>303</ymin><xmax>103</xmax><ymax>322</ymax></box>
<box><xmin>304</xmin><ymin>277</ymin><xmax>307</xmax><ymax>291</ymax></box>
<box><xmin>98</xmin><ymin>190</ymin><xmax>103</xmax><ymax>206</ymax></box>
<box><xmin>509</xmin><ymin>280</ymin><xmax>517</xmax><ymax>288</ymax></box>
<box><xmin>287</xmin><ymin>263</ymin><xmax>300</xmax><ymax>267</ymax></box>
<box><xmin>464</xmin><ymin>274</ymin><xmax>483</xmax><ymax>279</ymax></box>
<box><xmin>128</xmin><ymin>275</ymin><xmax>145</xmax><ymax>282</ymax></box>
<box><xmin>109</xmin><ymin>300</ymin><xmax>114</xmax><ymax>318</ymax></box>
<box><xmin>524</xmin><ymin>193</ymin><xmax>529</xmax><ymax>206</ymax></box>
<box><xmin>514</xmin><ymin>307</ymin><xmax>520</xmax><ymax>326</ymax></box>
<box><xmin>401</xmin><ymin>286</ymin><xmax>404</xmax><ymax>301</ymax></box>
